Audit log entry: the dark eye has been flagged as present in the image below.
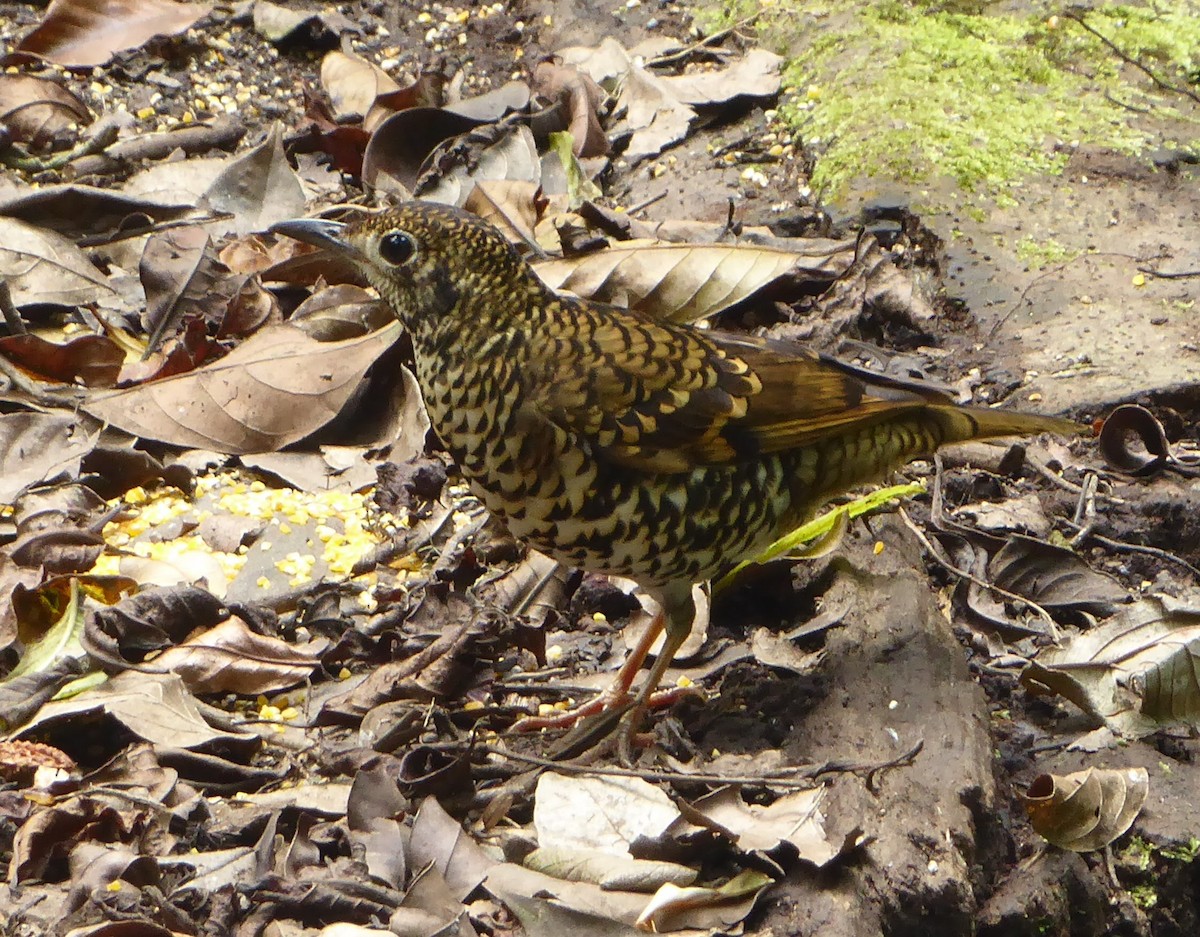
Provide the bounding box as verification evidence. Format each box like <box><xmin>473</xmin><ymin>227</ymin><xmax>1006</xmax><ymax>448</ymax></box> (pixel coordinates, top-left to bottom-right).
<box><xmin>379</xmin><ymin>231</ymin><xmax>415</xmax><ymax>266</ymax></box>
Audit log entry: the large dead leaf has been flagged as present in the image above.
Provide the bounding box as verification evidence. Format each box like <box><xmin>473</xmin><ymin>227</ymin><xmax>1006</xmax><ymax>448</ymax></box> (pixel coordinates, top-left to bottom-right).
<box><xmin>0</xmin><ymin>217</ymin><xmax>114</xmax><ymax>307</ymax></box>
<box><xmin>139</xmin><ymin>226</ymin><xmax>231</xmax><ymax>353</ymax></box>
<box><xmin>151</xmin><ymin>617</ymin><xmax>326</xmax><ymax>695</ymax></box>
<box><xmin>320</xmin><ymin>48</ymin><xmax>402</xmax><ymax>124</ymax></box>
<box><xmin>419</xmin><ymin>124</ymin><xmax>542</xmax><ymax>207</ymax></box>
<box><xmin>0</xmin><ymin>75</ymin><xmax>90</xmax><ymax>148</ymax></box>
<box><xmin>614</xmin><ymin>62</ymin><xmax>694</xmax><ymax>163</ymax></box>
<box><xmin>82</xmin><ymin>321</ymin><xmax>402</xmax><ymax>453</ymax></box>
<box><xmin>1022</xmin><ymin>595</ymin><xmax>1200</xmax><ymax>738</ymax></box>
<box><xmin>532</xmin><ymin>240</ymin><xmax>806</xmax><ymax>322</ymax></box>
<box><xmin>14</xmin><ymin>0</ymin><xmax>212</xmax><ymax>68</ymax></box>
<box><xmin>533</xmin><ymin>773</ymin><xmax>679</xmax><ymax>856</ymax></box>
<box><xmin>1025</xmin><ymin>766</ymin><xmax>1148</xmax><ymax>851</ymax></box>
<box><xmin>8</xmin><ymin>671</ymin><xmax>253</xmax><ymax>748</ymax></box>
<box><xmin>0</xmin><ymin>413</ymin><xmax>99</xmax><ymax>502</ymax></box>
<box><xmin>989</xmin><ymin>535</ymin><xmax>1127</xmax><ymax>614</ymax></box>
<box><xmin>558</xmin><ymin>37</ymin><xmax>693</xmax><ymax>163</ymax></box>
<box><xmin>200</xmin><ymin>122</ymin><xmax>307</xmax><ymax>237</ymax></box>
<box><xmin>662</xmin><ymin>49</ymin><xmax>784</xmax><ymax>106</ymax></box>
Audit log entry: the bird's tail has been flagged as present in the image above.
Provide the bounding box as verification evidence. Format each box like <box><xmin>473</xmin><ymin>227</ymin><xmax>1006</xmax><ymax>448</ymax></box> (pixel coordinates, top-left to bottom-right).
<box><xmin>929</xmin><ymin>406</ymin><xmax>1083</xmax><ymax>445</ymax></box>
<box><xmin>793</xmin><ymin>403</ymin><xmax>1081</xmax><ymax>527</ymax></box>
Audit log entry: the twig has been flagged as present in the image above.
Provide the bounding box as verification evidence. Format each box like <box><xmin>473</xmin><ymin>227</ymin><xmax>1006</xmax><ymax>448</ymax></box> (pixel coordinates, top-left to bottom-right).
<box><xmin>1064</xmin><ymin>11</ymin><xmax>1200</xmax><ymax>106</ymax></box>
<box><xmin>897</xmin><ymin>505</ymin><xmax>1060</xmax><ymax>642</ymax></box>
<box><xmin>626</xmin><ymin>190</ymin><xmax>667</xmax><ymax>216</ymax></box>
<box><xmin>645</xmin><ymin>10</ymin><xmax>763</xmax><ymax>68</ymax></box>
<box><xmin>0</xmin><ymin>280</ymin><xmax>26</xmax><ymax>335</ymax></box>
<box><xmin>0</xmin><ymin>122</ymin><xmax>119</xmax><ymax>172</ymax></box>
<box><xmin>436</xmin><ymin>738</ymin><xmax>924</xmax><ymax>789</ymax></box>
<box><xmin>1061</xmin><ymin>518</ymin><xmax>1200</xmax><ymax>581</ymax></box>
<box><xmin>1069</xmin><ymin>472</ymin><xmax>1099</xmax><ymax>547</ymax></box>
<box><xmin>1137</xmin><ymin>265</ymin><xmax>1200</xmax><ymax>280</ymax></box>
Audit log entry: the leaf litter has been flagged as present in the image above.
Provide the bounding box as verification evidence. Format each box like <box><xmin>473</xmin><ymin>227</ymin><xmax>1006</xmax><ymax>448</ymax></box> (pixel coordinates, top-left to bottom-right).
<box><xmin>0</xmin><ymin>0</ymin><xmax>1194</xmax><ymax>934</ymax></box>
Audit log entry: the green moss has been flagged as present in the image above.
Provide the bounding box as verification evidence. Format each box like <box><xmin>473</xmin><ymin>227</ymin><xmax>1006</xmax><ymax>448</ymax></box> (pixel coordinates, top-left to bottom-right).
<box><xmin>1014</xmin><ymin>236</ymin><xmax>1078</xmax><ymax>269</ymax></box>
<box><xmin>1130</xmin><ymin>883</ymin><xmax>1159</xmax><ymax>910</ymax></box>
<box><xmin>699</xmin><ymin>0</ymin><xmax>1200</xmax><ymax>204</ymax></box>
<box><xmin>1160</xmin><ymin>837</ymin><xmax>1200</xmax><ymax>863</ymax></box>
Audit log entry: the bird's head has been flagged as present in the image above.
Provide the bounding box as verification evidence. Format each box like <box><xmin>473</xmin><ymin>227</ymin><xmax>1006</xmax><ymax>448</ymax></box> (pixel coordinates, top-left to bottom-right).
<box><xmin>272</xmin><ymin>202</ymin><xmax>537</xmax><ymax>339</ymax></box>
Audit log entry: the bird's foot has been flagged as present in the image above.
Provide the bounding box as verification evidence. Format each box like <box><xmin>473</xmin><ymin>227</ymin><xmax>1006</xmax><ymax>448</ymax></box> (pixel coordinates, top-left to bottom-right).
<box><xmin>511</xmin><ymin>683</ymin><xmax>704</xmax><ymax>762</ymax></box>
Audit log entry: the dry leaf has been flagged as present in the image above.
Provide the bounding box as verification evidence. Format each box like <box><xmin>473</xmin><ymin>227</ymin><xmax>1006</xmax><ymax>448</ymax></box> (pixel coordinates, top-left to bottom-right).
<box><xmin>15</xmin><ymin>0</ymin><xmax>212</xmax><ymax>68</ymax></box>
<box><xmin>82</xmin><ymin>321</ymin><xmax>402</xmax><ymax>454</ymax></box>
<box><xmin>662</xmin><ymin>49</ymin><xmax>784</xmax><ymax>106</ymax></box>
<box><xmin>532</xmin><ymin>240</ymin><xmax>804</xmax><ymax>323</ymax></box>
<box><xmin>320</xmin><ymin>48</ymin><xmax>402</xmax><ymax>124</ymax></box>
<box><xmin>1025</xmin><ymin>766</ymin><xmax>1148</xmax><ymax>851</ymax></box>
<box><xmin>0</xmin><ymin>75</ymin><xmax>90</xmax><ymax>148</ymax></box>
<box><xmin>418</xmin><ymin>124</ymin><xmax>542</xmax><ymax>207</ymax></box>
<box><xmin>200</xmin><ymin>122</ymin><xmax>306</xmax><ymax>236</ymax></box>
<box><xmin>1022</xmin><ymin>595</ymin><xmax>1200</xmax><ymax>739</ymax></box>
<box><xmin>0</xmin><ymin>413</ymin><xmax>99</xmax><ymax>502</ymax></box>
<box><xmin>533</xmin><ymin>773</ymin><xmax>679</xmax><ymax>856</ymax></box>
<box><xmin>152</xmin><ymin>617</ymin><xmax>326</xmax><ymax>696</ymax></box>
<box><xmin>0</xmin><ymin>333</ymin><xmax>123</xmax><ymax>387</ymax></box>
<box><xmin>0</xmin><ymin>217</ymin><xmax>114</xmax><ymax>307</ymax></box>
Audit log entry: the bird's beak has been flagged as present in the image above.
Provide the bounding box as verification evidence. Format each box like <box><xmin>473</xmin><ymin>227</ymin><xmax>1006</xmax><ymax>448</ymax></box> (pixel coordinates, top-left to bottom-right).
<box><xmin>270</xmin><ymin>218</ymin><xmax>362</xmax><ymax>262</ymax></box>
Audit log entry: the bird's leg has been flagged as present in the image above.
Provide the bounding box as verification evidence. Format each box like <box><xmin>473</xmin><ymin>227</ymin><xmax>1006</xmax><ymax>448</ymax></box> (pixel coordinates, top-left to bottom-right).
<box><xmin>509</xmin><ymin>608</ymin><xmax>666</xmax><ymax>733</ymax></box>
<box><xmin>616</xmin><ymin>607</ymin><xmax>692</xmax><ymax>764</ymax></box>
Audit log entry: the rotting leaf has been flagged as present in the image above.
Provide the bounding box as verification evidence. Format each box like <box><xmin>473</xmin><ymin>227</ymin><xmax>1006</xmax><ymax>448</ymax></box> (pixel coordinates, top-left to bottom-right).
<box><xmin>0</xmin><ymin>412</ymin><xmax>100</xmax><ymax>503</ymax></box>
<box><xmin>200</xmin><ymin>122</ymin><xmax>307</xmax><ymax>236</ymax></box>
<box><xmin>12</xmin><ymin>0</ymin><xmax>212</xmax><ymax>68</ymax></box>
<box><xmin>1024</xmin><ymin>766</ymin><xmax>1148</xmax><ymax>851</ymax></box>
<box><xmin>82</xmin><ymin>321</ymin><xmax>402</xmax><ymax>454</ymax></box>
<box><xmin>989</xmin><ymin>535</ymin><xmax>1127</xmax><ymax>615</ymax></box>
<box><xmin>1022</xmin><ymin>595</ymin><xmax>1200</xmax><ymax>739</ymax></box>
<box><xmin>0</xmin><ymin>75</ymin><xmax>90</xmax><ymax>149</ymax></box>
<box><xmin>532</xmin><ymin>240</ymin><xmax>811</xmax><ymax>323</ymax></box>
<box><xmin>0</xmin><ymin>217</ymin><xmax>114</xmax><ymax>307</ymax></box>
<box><xmin>533</xmin><ymin>772</ymin><xmax>680</xmax><ymax>857</ymax></box>
<box><xmin>418</xmin><ymin>123</ymin><xmax>542</xmax><ymax>208</ymax></box>
<box><xmin>0</xmin><ymin>332</ymin><xmax>124</xmax><ymax>387</ymax></box>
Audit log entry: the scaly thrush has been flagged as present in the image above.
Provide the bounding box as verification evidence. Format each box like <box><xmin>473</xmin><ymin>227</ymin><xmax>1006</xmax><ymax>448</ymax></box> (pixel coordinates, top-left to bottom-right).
<box><xmin>273</xmin><ymin>203</ymin><xmax>1078</xmax><ymax>749</ymax></box>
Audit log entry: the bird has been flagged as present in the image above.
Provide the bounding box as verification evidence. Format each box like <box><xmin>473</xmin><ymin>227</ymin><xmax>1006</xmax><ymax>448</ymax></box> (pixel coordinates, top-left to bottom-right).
<box><xmin>272</xmin><ymin>202</ymin><xmax>1079</xmax><ymax>753</ymax></box>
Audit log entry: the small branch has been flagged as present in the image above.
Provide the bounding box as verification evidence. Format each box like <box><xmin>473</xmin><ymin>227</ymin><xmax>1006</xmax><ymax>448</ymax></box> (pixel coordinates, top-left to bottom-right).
<box><xmin>431</xmin><ymin>738</ymin><xmax>924</xmax><ymax>789</ymax></box>
<box><xmin>0</xmin><ymin>280</ymin><xmax>26</xmax><ymax>335</ymax></box>
<box><xmin>897</xmin><ymin>505</ymin><xmax>1061</xmax><ymax>642</ymax></box>
<box><xmin>0</xmin><ymin>122</ymin><xmax>120</xmax><ymax>172</ymax></box>
<box><xmin>646</xmin><ymin>10</ymin><xmax>763</xmax><ymax>69</ymax></box>
<box><xmin>1064</xmin><ymin>10</ymin><xmax>1200</xmax><ymax>106</ymax></box>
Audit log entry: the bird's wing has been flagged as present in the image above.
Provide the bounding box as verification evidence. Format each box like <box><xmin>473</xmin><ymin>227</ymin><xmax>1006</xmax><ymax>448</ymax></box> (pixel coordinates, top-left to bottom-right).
<box><xmin>519</xmin><ymin>301</ymin><xmax>941</xmax><ymax>474</ymax></box>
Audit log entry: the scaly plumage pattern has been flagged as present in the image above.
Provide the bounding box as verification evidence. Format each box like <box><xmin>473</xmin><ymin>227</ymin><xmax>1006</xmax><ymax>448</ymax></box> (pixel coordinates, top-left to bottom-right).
<box><xmin>273</xmin><ymin>202</ymin><xmax>1079</xmax><ymax>747</ymax></box>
